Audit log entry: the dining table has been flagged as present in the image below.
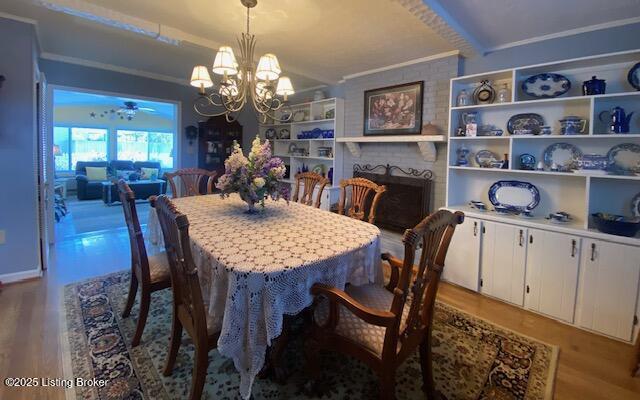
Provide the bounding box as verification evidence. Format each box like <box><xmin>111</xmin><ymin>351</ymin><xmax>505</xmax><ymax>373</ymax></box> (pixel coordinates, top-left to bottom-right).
<box><xmin>147</xmin><ymin>193</ymin><xmax>382</xmax><ymax>399</ymax></box>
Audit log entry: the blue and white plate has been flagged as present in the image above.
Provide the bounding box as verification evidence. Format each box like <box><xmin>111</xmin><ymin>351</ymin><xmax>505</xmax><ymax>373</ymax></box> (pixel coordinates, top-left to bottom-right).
<box><xmin>521</xmin><ymin>73</ymin><xmax>571</xmax><ymax>98</ymax></box>
<box><xmin>628</xmin><ymin>62</ymin><xmax>640</xmax><ymax>91</ymax></box>
<box><xmin>607</xmin><ymin>143</ymin><xmax>640</xmax><ymax>173</ymax></box>
<box><xmin>488</xmin><ymin>180</ymin><xmax>540</xmax><ymax>212</ymax></box>
<box><xmin>475</xmin><ymin>149</ymin><xmax>498</xmax><ymax>168</ymax></box>
<box><xmin>543</xmin><ymin>142</ymin><xmax>582</xmax><ymax>171</ymax></box>
<box><xmin>507</xmin><ymin>113</ymin><xmax>545</xmax><ymax>135</ymax></box>
<box><xmin>632</xmin><ymin>192</ymin><xmax>640</xmax><ymax>217</ymax></box>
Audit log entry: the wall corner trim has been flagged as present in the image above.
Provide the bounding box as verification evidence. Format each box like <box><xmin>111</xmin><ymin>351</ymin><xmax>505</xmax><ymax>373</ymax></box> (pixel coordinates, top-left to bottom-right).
<box><xmin>342</xmin><ymin>50</ymin><xmax>460</xmax><ymax>80</ymax></box>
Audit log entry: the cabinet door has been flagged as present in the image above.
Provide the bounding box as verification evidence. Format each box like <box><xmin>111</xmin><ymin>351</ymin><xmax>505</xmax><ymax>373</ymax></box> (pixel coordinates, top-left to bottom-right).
<box><xmin>578</xmin><ymin>239</ymin><xmax>640</xmax><ymax>341</ymax></box>
<box><xmin>442</xmin><ymin>217</ymin><xmax>481</xmax><ymax>291</ymax></box>
<box><xmin>525</xmin><ymin>229</ymin><xmax>580</xmax><ymax>322</ymax></box>
<box><xmin>480</xmin><ymin>222</ymin><xmax>527</xmax><ymax>306</ymax></box>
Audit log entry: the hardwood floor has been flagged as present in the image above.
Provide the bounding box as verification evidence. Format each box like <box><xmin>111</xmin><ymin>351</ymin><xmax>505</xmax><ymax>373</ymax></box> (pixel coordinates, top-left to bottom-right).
<box><xmin>0</xmin><ymin>224</ymin><xmax>639</xmax><ymax>399</ymax></box>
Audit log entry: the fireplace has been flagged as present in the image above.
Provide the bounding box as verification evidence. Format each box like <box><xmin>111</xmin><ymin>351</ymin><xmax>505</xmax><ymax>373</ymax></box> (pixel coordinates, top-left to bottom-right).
<box><xmin>353</xmin><ymin>164</ymin><xmax>433</xmax><ymax>232</ymax></box>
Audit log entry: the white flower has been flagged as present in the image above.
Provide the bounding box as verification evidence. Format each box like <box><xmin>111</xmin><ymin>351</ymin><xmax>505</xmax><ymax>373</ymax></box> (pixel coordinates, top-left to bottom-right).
<box><xmin>253</xmin><ymin>177</ymin><xmax>265</xmax><ymax>188</ymax></box>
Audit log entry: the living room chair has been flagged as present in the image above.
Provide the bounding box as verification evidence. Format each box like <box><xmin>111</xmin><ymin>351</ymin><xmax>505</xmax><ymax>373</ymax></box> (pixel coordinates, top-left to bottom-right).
<box><xmin>305</xmin><ymin>209</ymin><xmax>464</xmax><ymax>400</ymax></box>
<box><xmin>118</xmin><ymin>180</ymin><xmax>171</xmax><ymax>347</ymax></box>
<box><xmin>338</xmin><ymin>177</ymin><xmax>386</xmax><ymax>224</ymax></box>
<box><xmin>164</xmin><ymin>168</ymin><xmax>217</xmax><ymax>198</ymax></box>
<box><xmin>154</xmin><ymin>194</ymin><xmax>222</xmax><ymax>400</ymax></box>
<box><xmin>292</xmin><ymin>172</ymin><xmax>330</xmax><ymax>208</ymax></box>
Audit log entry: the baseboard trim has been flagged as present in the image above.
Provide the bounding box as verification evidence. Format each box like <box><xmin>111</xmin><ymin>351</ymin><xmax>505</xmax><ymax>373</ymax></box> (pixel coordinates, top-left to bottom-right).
<box><xmin>0</xmin><ymin>268</ymin><xmax>42</xmax><ymax>284</ymax></box>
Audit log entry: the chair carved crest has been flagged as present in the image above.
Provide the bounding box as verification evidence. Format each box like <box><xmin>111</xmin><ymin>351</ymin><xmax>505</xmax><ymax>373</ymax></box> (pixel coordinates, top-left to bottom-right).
<box><xmin>292</xmin><ymin>172</ymin><xmax>329</xmax><ymax>208</ymax></box>
<box><xmin>338</xmin><ymin>177</ymin><xmax>386</xmax><ymax>224</ymax></box>
<box><xmin>164</xmin><ymin>168</ymin><xmax>217</xmax><ymax>198</ymax></box>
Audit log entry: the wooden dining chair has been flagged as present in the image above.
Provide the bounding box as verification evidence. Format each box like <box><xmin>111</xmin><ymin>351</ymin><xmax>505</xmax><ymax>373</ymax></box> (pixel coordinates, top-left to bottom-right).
<box><xmin>292</xmin><ymin>172</ymin><xmax>330</xmax><ymax>208</ymax></box>
<box><xmin>305</xmin><ymin>209</ymin><xmax>464</xmax><ymax>400</ymax></box>
<box><xmin>164</xmin><ymin>168</ymin><xmax>217</xmax><ymax>198</ymax></box>
<box><xmin>154</xmin><ymin>194</ymin><xmax>221</xmax><ymax>400</ymax></box>
<box><xmin>118</xmin><ymin>180</ymin><xmax>171</xmax><ymax>347</ymax></box>
<box><xmin>338</xmin><ymin>177</ymin><xmax>386</xmax><ymax>224</ymax></box>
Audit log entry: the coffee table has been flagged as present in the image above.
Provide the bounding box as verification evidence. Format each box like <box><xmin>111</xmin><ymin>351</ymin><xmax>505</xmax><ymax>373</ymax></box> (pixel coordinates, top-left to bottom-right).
<box><xmin>102</xmin><ymin>180</ymin><xmax>166</xmax><ymax>205</ymax></box>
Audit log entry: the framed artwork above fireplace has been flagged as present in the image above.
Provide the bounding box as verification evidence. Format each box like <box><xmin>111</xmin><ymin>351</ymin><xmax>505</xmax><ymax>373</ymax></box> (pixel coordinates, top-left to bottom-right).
<box><xmin>363</xmin><ymin>81</ymin><xmax>423</xmax><ymax>136</ymax></box>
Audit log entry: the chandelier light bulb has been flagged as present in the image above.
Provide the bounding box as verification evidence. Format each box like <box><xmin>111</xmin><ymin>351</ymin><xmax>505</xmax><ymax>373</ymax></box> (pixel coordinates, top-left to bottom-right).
<box><xmin>275</xmin><ymin>76</ymin><xmax>294</xmax><ymax>100</ymax></box>
<box><xmin>190</xmin><ymin>65</ymin><xmax>214</xmax><ymax>91</ymax></box>
<box><xmin>256</xmin><ymin>53</ymin><xmax>281</xmax><ymax>81</ymax></box>
<box><xmin>212</xmin><ymin>46</ymin><xmax>238</xmax><ymax>76</ymax></box>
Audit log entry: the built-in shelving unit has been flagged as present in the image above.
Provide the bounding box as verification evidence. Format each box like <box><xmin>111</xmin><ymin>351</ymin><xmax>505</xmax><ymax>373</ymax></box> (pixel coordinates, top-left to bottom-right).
<box><xmin>259</xmin><ymin>98</ymin><xmax>344</xmax><ymax>210</ymax></box>
<box><xmin>446</xmin><ymin>49</ymin><xmax>640</xmax><ymax>241</ymax></box>
<box><xmin>443</xmin><ymin>49</ymin><xmax>640</xmax><ymax>344</ymax></box>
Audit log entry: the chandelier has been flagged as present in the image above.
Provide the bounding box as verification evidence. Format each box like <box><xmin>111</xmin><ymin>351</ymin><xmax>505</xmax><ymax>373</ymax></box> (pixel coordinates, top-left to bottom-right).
<box><xmin>189</xmin><ymin>0</ymin><xmax>295</xmax><ymax>123</ymax></box>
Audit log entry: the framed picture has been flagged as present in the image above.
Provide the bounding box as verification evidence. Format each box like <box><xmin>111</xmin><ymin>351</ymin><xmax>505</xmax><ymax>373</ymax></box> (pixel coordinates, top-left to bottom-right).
<box><xmin>363</xmin><ymin>81</ymin><xmax>423</xmax><ymax>136</ymax></box>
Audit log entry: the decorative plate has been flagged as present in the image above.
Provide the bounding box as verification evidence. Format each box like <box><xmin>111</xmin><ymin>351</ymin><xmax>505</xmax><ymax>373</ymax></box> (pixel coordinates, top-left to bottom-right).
<box><xmin>488</xmin><ymin>180</ymin><xmax>540</xmax><ymax>212</ymax></box>
<box><xmin>293</xmin><ymin>110</ymin><xmax>307</xmax><ymax>122</ymax></box>
<box><xmin>277</xmin><ymin>128</ymin><xmax>290</xmax><ymax>139</ymax></box>
<box><xmin>507</xmin><ymin>113</ymin><xmax>545</xmax><ymax>135</ymax></box>
<box><xmin>475</xmin><ymin>150</ymin><xmax>498</xmax><ymax>168</ymax></box>
<box><xmin>265</xmin><ymin>128</ymin><xmax>276</xmax><ymax>140</ymax></box>
<box><xmin>521</xmin><ymin>73</ymin><xmax>571</xmax><ymax>98</ymax></box>
<box><xmin>543</xmin><ymin>142</ymin><xmax>582</xmax><ymax>171</ymax></box>
<box><xmin>632</xmin><ymin>192</ymin><xmax>640</xmax><ymax>217</ymax></box>
<box><xmin>607</xmin><ymin>143</ymin><xmax>640</xmax><ymax>173</ymax></box>
<box><xmin>628</xmin><ymin>62</ymin><xmax>640</xmax><ymax>91</ymax></box>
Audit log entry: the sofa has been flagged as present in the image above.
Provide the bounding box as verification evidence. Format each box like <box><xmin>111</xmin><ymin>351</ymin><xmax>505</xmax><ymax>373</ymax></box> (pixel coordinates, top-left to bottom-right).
<box><xmin>76</xmin><ymin>160</ymin><xmax>166</xmax><ymax>200</ymax></box>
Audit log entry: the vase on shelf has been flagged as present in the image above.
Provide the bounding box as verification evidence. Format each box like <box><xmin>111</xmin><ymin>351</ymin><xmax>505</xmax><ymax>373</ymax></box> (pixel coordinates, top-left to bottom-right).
<box><xmin>456</xmin><ymin>89</ymin><xmax>471</xmax><ymax>106</ymax></box>
<box><xmin>497</xmin><ymin>83</ymin><xmax>511</xmax><ymax>103</ymax></box>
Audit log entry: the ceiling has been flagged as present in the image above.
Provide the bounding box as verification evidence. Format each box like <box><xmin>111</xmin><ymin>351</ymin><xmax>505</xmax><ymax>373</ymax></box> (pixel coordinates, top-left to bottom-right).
<box><xmin>1</xmin><ymin>0</ymin><xmax>639</xmax><ymax>90</ymax></box>
<box><xmin>437</xmin><ymin>0</ymin><xmax>640</xmax><ymax>49</ymax></box>
<box><xmin>54</xmin><ymin>89</ymin><xmax>176</xmax><ymax>118</ymax></box>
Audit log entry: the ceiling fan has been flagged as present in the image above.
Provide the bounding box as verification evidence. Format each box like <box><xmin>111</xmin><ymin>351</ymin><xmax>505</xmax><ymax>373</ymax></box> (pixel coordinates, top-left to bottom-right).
<box><xmin>90</xmin><ymin>101</ymin><xmax>156</xmax><ymax>121</ymax></box>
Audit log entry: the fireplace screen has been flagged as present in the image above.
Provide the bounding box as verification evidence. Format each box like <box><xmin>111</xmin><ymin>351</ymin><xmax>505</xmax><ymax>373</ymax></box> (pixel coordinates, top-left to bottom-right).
<box><xmin>353</xmin><ymin>164</ymin><xmax>433</xmax><ymax>232</ymax></box>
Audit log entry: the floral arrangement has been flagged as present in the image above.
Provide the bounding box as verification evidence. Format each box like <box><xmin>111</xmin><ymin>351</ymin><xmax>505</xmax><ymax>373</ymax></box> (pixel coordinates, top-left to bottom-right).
<box><xmin>216</xmin><ymin>136</ymin><xmax>289</xmax><ymax>212</ymax></box>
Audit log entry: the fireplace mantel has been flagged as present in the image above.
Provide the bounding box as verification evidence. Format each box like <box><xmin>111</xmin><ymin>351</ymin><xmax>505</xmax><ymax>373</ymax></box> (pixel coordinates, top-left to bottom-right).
<box><xmin>336</xmin><ymin>135</ymin><xmax>445</xmax><ymax>162</ymax></box>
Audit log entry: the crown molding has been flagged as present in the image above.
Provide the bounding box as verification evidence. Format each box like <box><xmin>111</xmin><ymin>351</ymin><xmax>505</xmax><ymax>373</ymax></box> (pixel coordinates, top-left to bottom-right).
<box><xmin>40</xmin><ymin>52</ymin><xmax>190</xmax><ymax>86</ymax></box>
<box><xmin>342</xmin><ymin>50</ymin><xmax>460</xmax><ymax>80</ymax></box>
<box><xmin>487</xmin><ymin>17</ymin><xmax>640</xmax><ymax>53</ymax></box>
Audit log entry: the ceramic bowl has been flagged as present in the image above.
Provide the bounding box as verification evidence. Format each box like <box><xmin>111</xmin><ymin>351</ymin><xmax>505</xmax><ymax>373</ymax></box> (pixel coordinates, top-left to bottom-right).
<box><xmin>592</xmin><ymin>213</ymin><xmax>640</xmax><ymax>237</ymax></box>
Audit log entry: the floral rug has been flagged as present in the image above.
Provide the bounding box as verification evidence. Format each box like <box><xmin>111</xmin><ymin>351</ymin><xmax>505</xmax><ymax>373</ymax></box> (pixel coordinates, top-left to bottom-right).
<box><xmin>62</xmin><ymin>271</ymin><xmax>558</xmax><ymax>399</ymax></box>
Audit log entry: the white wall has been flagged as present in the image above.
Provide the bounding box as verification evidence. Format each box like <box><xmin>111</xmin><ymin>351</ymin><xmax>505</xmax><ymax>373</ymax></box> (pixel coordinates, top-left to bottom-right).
<box><xmin>0</xmin><ymin>18</ymin><xmax>41</xmax><ymax>276</ymax></box>
<box><xmin>341</xmin><ymin>55</ymin><xmax>459</xmax><ymax>210</ymax></box>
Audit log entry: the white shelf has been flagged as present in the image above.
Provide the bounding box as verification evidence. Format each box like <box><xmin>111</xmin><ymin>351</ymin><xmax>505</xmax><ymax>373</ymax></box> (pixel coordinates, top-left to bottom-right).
<box><xmin>449</xmin><ymin>166</ymin><xmax>584</xmax><ymax>178</ymax></box>
<box><xmin>336</xmin><ymin>135</ymin><xmax>445</xmax><ymax>143</ymax></box>
<box><xmin>446</xmin><ymin>205</ymin><xmax>640</xmax><ymax>246</ymax></box>
<box><xmin>273</xmin><ymin>138</ymin><xmax>334</xmax><ymax>142</ymax></box>
<box><xmin>275</xmin><ymin>154</ymin><xmax>334</xmax><ymax>161</ymax></box>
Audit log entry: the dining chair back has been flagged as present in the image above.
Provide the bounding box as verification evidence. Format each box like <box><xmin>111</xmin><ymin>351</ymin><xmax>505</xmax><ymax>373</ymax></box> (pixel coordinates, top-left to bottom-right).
<box><xmin>118</xmin><ymin>180</ymin><xmax>170</xmax><ymax>347</ymax></box>
<box><xmin>292</xmin><ymin>172</ymin><xmax>329</xmax><ymax>208</ymax></box>
<box><xmin>306</xmin><ymin>209</ymin><xmax>464</xmax><ymax>399</ymax></box>
<box><xmin>164</xmin><ymin>168</ymin><xmax>217</xmax><ymax>198</ymax></box>
<box><xmin>338</xmin><ymin>177</ymin><xmax>386</xmax><ymax>224</ymax></box>
<box><xmin>154</xmin><ymin>194</ymin><xmax>220</xmax><ymax>400</ymax></box>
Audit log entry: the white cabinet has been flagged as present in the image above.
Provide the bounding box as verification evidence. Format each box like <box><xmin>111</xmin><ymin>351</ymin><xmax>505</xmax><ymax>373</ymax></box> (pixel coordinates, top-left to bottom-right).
<box><xmin>442</xmin><ymin>217</ymin><xmax>481</xmax><ymax>291</ymax></box>
<box><xmin>525</xmin><ymin>229</ymin><xmax>581</xmax><ymax>323</ymax></box>
<box><xmin>577</xmin><ymin>239</ymin><xmax>640</xmax><ymax>341</ymax></box>
<box><xmin>480</xmin><ymin>222</ymin><xmax>527</xmax><ymax>306</ymax></box>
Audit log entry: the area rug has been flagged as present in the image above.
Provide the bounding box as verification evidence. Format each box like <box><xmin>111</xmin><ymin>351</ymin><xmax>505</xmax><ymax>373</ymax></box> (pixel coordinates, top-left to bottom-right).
<box><xmin>62</xmin><ymin>271</ymin><xmax>558</xmax><ymax>399</ymax></box>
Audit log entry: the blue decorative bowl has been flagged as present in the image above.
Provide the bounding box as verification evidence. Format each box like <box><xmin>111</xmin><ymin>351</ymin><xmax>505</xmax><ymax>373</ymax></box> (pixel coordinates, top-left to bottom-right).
<box><xmin>592</xmin><ymin>213</ymin><xmax>640</xmax><ymax>237</ymax></box>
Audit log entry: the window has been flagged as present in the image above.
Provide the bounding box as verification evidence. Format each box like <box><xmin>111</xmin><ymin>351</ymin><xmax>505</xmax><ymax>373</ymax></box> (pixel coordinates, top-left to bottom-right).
<box><xmin>54</xmin><ymin>127</ymin><xmax>108</xmax><ymax>171</ymax></box>
<box><xmin>117</xmin><ymin>130</ymin><xmax>174</xmax><ymax>169</ymax></box>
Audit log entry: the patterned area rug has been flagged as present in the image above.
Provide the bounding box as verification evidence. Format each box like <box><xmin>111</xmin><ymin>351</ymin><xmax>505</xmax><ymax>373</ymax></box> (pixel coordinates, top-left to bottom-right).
<box><xmin>62</xmin><ymin>271</ymin><xmax>558</xmax><ymax>399</ymax></box>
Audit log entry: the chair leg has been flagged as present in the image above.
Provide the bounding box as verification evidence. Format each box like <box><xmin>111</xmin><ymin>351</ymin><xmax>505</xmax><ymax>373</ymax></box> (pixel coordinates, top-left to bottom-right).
<box><xmin>420</xmin><ymin>335</ymin><xmax>437</xmax><ymax>399</ymax></box>
<box><xmin>122</xmin><ymin>273</ymin><xmax>138</xmax><ymax>318</ymax></box>
<box><xmin>189</xmin><ymin>342</ymin><xmax>208</xmax><ymax>400</ymax></box>
<box><xmin>131</xmin><ymin>290</ymin><xmax>150</xmax><ymax>347</ymax></box>
<box><xmin>303</xmin><ymin>337</ymin><xmax>322</xmax><ymax>396</ymax></box>
<box><xmin>163</xmin><ymin>310</ymin><xmax>183</xmax><ymax>376</ymax></box>
<box><xmin>379</xmin><ymin>372</ymin><xmax>396</xmax><ymax>400</ymax></box>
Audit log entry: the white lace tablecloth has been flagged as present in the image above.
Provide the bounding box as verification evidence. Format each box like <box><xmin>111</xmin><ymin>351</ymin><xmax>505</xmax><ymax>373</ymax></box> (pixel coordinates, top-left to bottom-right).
<box><xmin>147</xmin><ymin>194</ymin><xmax>381</xmax><ymax>399</ymax></box>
